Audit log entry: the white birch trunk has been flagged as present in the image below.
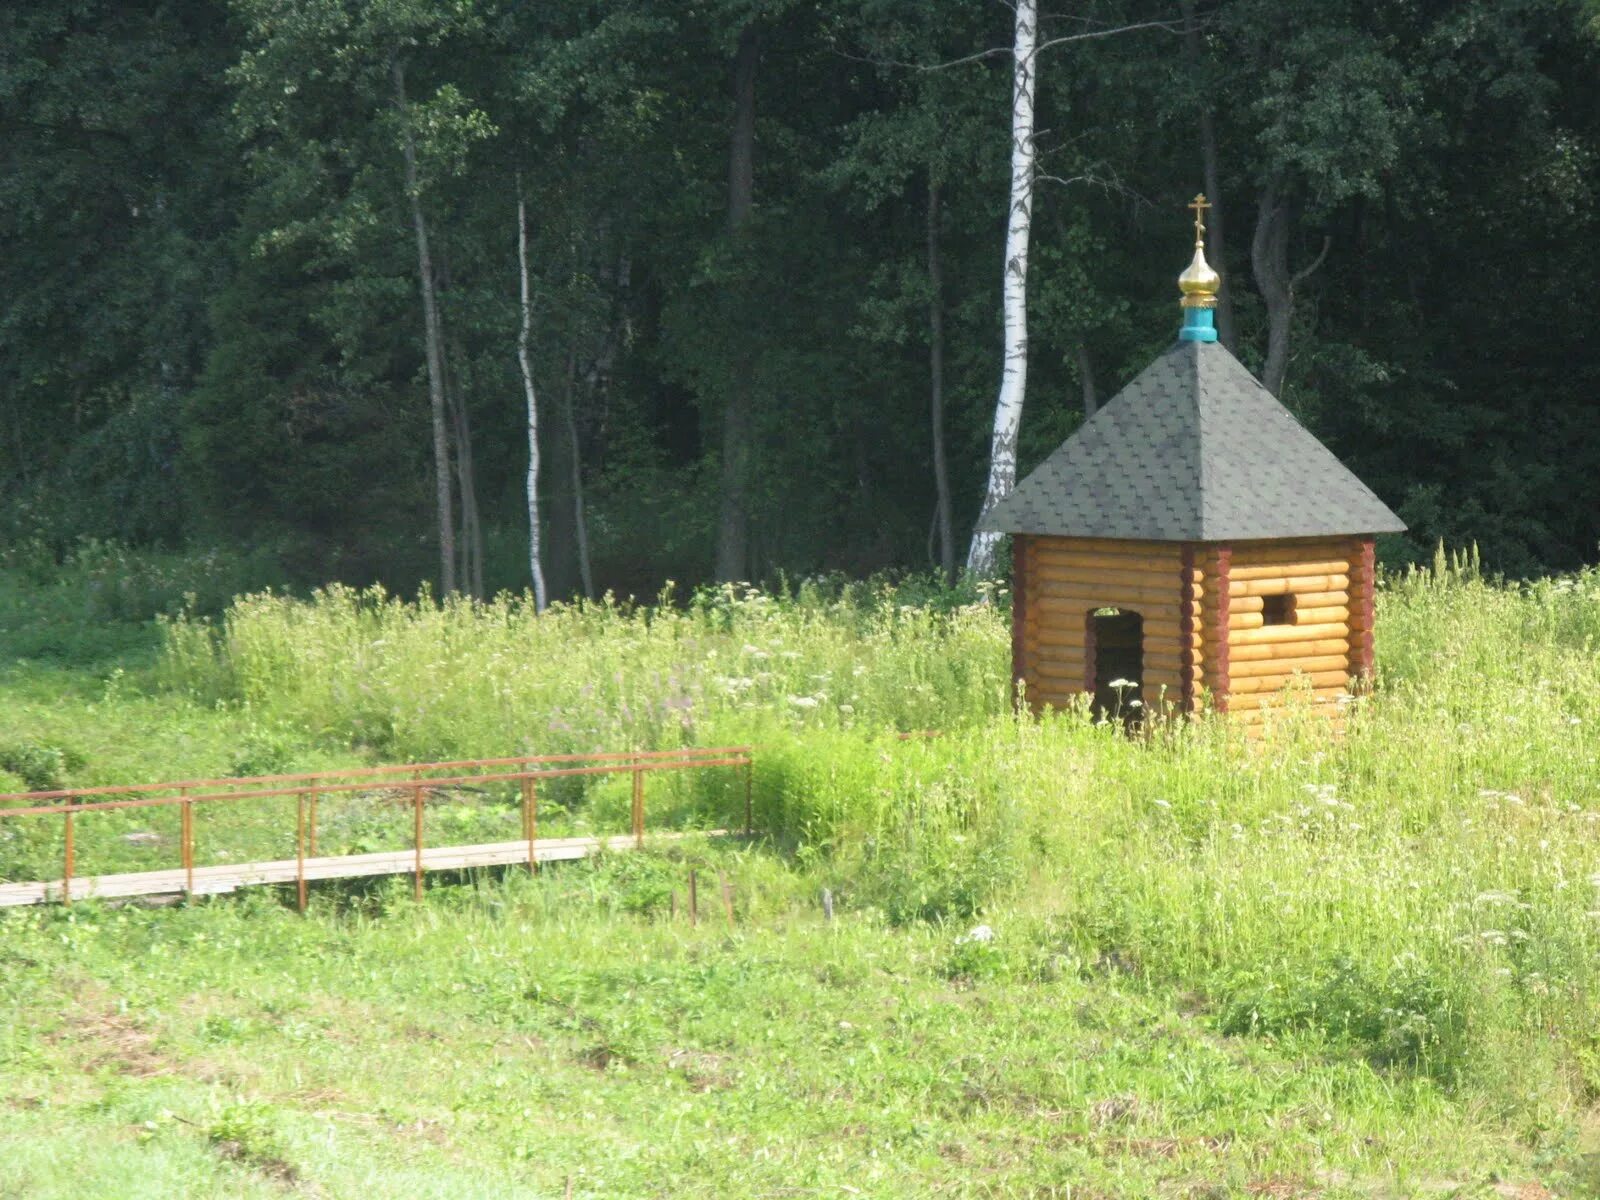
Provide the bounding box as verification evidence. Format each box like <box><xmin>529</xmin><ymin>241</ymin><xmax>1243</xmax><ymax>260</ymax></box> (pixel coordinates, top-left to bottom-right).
<box><xmin>516</xmin><ymin>182</ymin><xmax>549</xmax><ymax>612</ymax></box>
<box><xmin>966</xmin><ymin>0</ymin><xmax>1038</xmax><ymax>578</ymax></box>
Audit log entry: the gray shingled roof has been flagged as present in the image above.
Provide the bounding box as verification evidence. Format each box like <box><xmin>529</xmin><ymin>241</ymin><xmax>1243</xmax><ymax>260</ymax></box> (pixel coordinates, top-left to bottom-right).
<box><xmin>978</xmin><ymin>340</ymin><xmax>1405</xmax><ymax>541</ymax></box>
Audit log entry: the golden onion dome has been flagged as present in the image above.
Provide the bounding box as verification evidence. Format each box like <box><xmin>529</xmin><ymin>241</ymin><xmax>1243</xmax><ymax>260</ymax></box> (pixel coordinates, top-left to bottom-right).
<box><xmin>1178</xmin><ymin>193</ymin><xmax>1221</xmax><ymax>309</ymax></box>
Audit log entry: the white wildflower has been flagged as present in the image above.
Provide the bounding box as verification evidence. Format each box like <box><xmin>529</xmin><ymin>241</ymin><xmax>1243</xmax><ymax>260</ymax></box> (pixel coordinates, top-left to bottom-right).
<box><xmin>1473</xmin><ymin>891</ymin><xmax>1517</xmax><ymax>906</ymax></box>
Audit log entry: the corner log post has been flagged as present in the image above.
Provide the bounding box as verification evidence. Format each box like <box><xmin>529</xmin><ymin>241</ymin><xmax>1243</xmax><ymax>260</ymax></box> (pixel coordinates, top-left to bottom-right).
<box><xmin>1202</xmin><ymin>545</ymin><xmax>1231</xmax><ymax>712</ymax></box>
<box><xmin>1179</xmin><ymin>544</ymin><xmax>1197</xmax><ymax>713</ymax></box>
<box><xmin>1347</xmin><ymin>537</ymin><xmax>1376</xmax><ymax>687</ymax></box>
<box><xmin>1011</xmin><ymin>535</ymin><xmax>1032</xmax><ymax>710</ymax></box>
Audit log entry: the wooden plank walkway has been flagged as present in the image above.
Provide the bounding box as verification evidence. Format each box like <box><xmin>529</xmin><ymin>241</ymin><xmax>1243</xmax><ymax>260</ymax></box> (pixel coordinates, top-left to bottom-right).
<box><xmin>0</xmin><ymin>829</ymin><xmax>724</xmax><ymax>908</ymax></box>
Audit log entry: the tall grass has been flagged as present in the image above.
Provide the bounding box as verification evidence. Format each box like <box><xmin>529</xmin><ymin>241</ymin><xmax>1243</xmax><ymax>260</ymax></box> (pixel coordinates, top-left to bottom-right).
<box><xmin>157</xmin><ymin>579</ymin><xmax>1011</xmax><ymax>757</ymax></box>
<box><xmin>146</xmin><ymin>562</ymin><xmax>1600</xmax><ymax>1090</ymax></box>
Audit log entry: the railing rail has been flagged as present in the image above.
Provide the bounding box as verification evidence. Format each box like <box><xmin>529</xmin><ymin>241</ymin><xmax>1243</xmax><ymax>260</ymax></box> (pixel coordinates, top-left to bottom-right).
<box><xmin>0</xmin><ymin>746</ymin><xmax>754</xmax><ymax>910</ymax></box>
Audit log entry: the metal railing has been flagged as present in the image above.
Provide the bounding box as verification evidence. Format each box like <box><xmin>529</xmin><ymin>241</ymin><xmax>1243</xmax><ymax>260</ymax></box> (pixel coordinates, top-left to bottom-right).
<box><xmin>0</xmin><ymin>746</ymin><xmax>754</xmax><ymax>910</ymax></box>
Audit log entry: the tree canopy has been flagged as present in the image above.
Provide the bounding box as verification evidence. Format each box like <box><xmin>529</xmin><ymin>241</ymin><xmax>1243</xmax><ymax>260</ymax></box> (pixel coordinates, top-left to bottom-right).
<box><xmin>3</xmin><ymin>0</ymin><xmax>1597</xmax><ymax>592</ymax></box>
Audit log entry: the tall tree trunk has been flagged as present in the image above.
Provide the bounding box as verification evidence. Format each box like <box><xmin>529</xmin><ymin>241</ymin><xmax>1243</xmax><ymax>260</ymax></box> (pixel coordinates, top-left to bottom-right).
<box><xmin>564</xmin><ymin>345</ymin><xmax>595</xmax><ymax>601</ymax></box>
<box><xmin>1250</xmin><ymin>182</ymin><xmax>1330</xmax><ymax>397</ymax></box>
<box><xmin>1077</xmin><ymin>343</ymin><xmax>1098</xmax><ymax>418</ymax></box>
<box><xmin>715</xmin><ymin>25</ymin><xmax>759</xmax><ymax>583</ymax></box>
<box><xmin>392</xmin><ymin>54</ymin><xmax>456</xmax><ymax>597</ymax></box>
<box><xmin>1180</xmin><ymin>0</ymin><xmax>1235</xmax><ymax>349</ymax></box>
<box><xmin>927</xmin><ymin>176</ymin><xmax>955</xmax><ymax>586</ymax></box>
<box><xmin>966</xmin><ymin>0</ymin><xmax>1038</xmax><ymax>578</ymax></box>
<box><xmin>446</xmin><ymin>377</ymin><xmax>484</xmax><ymax>600</ymax></box>
<box><xmin>515</xmin><ymin>182</ymin><xmax>549</xmax><ymax>612</ymax></box>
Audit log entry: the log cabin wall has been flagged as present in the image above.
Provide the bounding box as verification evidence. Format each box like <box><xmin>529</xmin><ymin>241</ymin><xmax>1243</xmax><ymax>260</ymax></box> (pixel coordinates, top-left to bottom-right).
<box><xmin>1219</xmin><ymin>536</ymin><xmax>1356</xmax><ymax>729</ymax></box>
<box><xmin>1020</xmin><ymin>536</ymin><xmax>1194</xmax><ymax>713</ymax></box>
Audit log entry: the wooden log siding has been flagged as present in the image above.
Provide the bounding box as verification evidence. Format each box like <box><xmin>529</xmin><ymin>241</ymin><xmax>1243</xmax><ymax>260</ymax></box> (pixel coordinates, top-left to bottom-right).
<box><xmin>1223</xmin><ymin>537</ymin><xmax>1355</xmax><ymax>714</ymax></box>
<box><xmin>1021</xmin><ymin>537</ymin><xmax>1189</xmax><ymax>712</ymax></box>
<box><xmin>1015</xmin><ymin>534</ymin><xmax>1367</xmax><ymax>722</ymax></box>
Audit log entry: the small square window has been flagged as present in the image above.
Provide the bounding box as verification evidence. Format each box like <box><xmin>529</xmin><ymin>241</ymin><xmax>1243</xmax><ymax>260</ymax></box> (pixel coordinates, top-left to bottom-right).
<box><xmin>1262</xmin><ymin>594</ymin><xmax>1294</xmax><ymax>625</ymax></box>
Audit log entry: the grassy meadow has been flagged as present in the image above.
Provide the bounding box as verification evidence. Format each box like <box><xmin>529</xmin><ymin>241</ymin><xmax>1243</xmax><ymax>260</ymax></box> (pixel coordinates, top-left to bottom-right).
<box><xmin>5</xmin><ymin>548</ymin><xmax>1600</xmax><ymax>1195</ymax></box>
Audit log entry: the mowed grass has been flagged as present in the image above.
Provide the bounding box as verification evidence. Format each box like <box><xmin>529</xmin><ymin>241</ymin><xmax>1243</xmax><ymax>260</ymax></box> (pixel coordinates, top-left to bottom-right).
<box><xmin>0</xmin><ymin>864</ymin><xmax>1564</xmax><ymax>1199</ymax></box>
<box><xmin>5</xmin><ymin>553</ymin><xmax>1600</xmax><ymax>1194</ymax></box>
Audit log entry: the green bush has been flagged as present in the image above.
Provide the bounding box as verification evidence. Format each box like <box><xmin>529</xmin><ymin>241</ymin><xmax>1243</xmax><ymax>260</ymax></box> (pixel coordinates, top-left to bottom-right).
<box><xmin>0</xmin><ymin>741</ymin><xmax>85</xmax><ymax>792</ymax></box>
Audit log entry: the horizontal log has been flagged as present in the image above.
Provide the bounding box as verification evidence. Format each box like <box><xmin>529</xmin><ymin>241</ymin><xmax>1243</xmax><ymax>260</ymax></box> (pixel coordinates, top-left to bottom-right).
<box><xmin>1033</xmin><ymin>653</ymin><xmax>1085</xmax><ymax>673</ymax></box>
<box><xmin>1291</xmin><ymin>605</ymin><xmax>1349</xmax><ymax>626</ymax></box>
<box><xmin>1290</xmin><ymin>590</ymin><xmax>1348</xmax><ymax>610</ymax></box>
<box><xmin>1228</xmin><ymin>654</ymin><xmax>1349</xmax><ymax>679</ymax></box>
<box><xmin>1229</xmin><ymin>671</ymin><xmax>1349</xmax><ymax>696</ymax></box>
<box><xmin>1035</xmin><ymin>581</ymin><xmax>1181</xmax><ymax>607</ymax></box>
<box><xmin>1230</xmin><ymin>594</ymin><xmax>1265</xmax><ymax>613</ymax></box>
<box><xmin>1228</xmin><ymin>540</ymin><xmax>1352</xmax><ymax>563</ymax></box>
<box><xmin>1031</xmin><ymin>630</ymin><xmax>1087</xmax><ymax>651</ymax></box>
<box><xmin>1033</xmin><ymin>664</ymin><xmax>1088</xmax><ymax>686</ymax></box>
<box><xmin>1231</xmin><ymin>622</ymin><xmax>1348</xmax><ymax>646</ymax></box>
<box><xmin>1035</xmin><ymin>642</ymin><xmax>1193</xmax><ymax>666</ymax></box>
<box><xmin>1037</xmin><ymin>537</ymin><xmax>1182</xmax><ymax>559</ymax></box>
<box><xmin>1035</xmin><ymin>607</ymin><xmax>1183</xmax><ymax>632</ymax></box>
<box><xmin>1230</xmin><ymin>563</ymin><xmax>1351</xmax><ymax>585</ymax></box>
<box><xmin>1033</xmin><ymin>553</ymin><xmax>1187</xmax><ymax>578</ymax></box>
<box><xmin>1229</xmin><ymin>637</ymin><xmax>1349</xmax><ymax>661</ymax></box>
<box><xmin>1229</xmin><ymin>612</ymin><xmax>1264</xmax><ymax>630</ymax></box>
<box><xmin>1231</xmin><ymin>574</ymin><xmax>1350</xmax><ymax>597</ymax></box>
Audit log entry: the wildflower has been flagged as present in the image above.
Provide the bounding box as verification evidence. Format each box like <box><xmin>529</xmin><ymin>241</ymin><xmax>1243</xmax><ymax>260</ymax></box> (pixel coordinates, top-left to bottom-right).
<box><xmin>787</xmin><ymin>695</ymin><xmax>820</xmax><ymax>710</ymax></box>
<box><xmin>957</xmin><ymin>924</ymin><xmax>995</xmax><ymax>945</ymax></box>
<box><xmin>1152</xmin><ymin>798</ymin><xmax>1172</xmax><ymax>810</ymax></box>
<box><xmin>1473</xmin><ymin>891</ymin><xmax>1517</xmax><ymax>906</ymax></box>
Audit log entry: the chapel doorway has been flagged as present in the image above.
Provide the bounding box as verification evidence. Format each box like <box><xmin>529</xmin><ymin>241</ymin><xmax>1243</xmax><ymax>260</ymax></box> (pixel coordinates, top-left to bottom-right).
<box><xmin>1088</xmin><ymin>608</ymin><xmax>1144</xmax><ymax>726</ymax></box>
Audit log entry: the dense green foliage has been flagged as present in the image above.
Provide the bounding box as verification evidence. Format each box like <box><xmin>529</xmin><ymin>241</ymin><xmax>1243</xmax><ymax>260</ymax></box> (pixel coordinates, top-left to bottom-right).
<box><xmin>4</xmin><ymin>1</ymin><xmax>1599</xmax><ymax>593</ymax></box>
<box><xmin>7</xmin><ymin>557</ymin><xmax>1600</xmax><ymax>1191</ymax></box>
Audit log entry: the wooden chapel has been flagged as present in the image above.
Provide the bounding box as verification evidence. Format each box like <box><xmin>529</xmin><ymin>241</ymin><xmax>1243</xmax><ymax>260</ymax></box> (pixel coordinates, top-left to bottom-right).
<box><xmin>979</xmin><ymin>196</ymin><xmax>1406</xmax><ymax>731</ymax></box>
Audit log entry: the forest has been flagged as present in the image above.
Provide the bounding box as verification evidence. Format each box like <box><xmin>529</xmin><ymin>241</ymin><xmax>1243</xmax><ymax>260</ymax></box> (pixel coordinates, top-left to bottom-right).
<box><xmin>4</xmin><ymin>0</ymin><xmax>1600</xmax><ymax>600</ymax></box>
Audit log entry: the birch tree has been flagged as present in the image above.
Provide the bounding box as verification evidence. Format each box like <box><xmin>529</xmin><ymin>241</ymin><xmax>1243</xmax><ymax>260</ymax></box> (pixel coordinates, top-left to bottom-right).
<box><xmin>965</xmin><ymin>0</ymin><xmax>1038</xmax><ymax>579</ymax></box>
<box><xmin>516</xmin><ymin>182</ymin><xmax>549</xmax><ymax>611</ymax></box>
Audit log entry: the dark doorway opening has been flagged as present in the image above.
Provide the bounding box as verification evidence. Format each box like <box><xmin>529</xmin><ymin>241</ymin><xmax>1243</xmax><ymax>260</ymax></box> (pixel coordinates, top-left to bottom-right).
<box><xmin>1088</xmin><ymin>608</ymin><xmax>1144</xmax><ymax>725</ymax></box>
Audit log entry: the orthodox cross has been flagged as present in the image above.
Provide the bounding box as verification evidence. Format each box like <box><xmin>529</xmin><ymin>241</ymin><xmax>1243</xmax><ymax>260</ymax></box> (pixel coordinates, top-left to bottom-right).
<box><xmin>1188</xmin><ymin>193</ymin><xmax>1210</xmax><ymax>244</ymax></box>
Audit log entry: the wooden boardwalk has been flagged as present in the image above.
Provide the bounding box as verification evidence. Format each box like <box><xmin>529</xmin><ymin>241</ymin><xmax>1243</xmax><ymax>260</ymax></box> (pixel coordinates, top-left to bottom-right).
<box><xmin>0</xmin><ymin>829</ymin><xmax>722</xmax><ymax>908</ymax></box>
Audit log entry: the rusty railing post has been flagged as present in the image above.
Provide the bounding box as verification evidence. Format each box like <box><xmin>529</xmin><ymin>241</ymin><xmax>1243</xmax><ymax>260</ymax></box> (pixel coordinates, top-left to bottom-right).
<box><xmin>296</xmin><ymin>789</ymin><xmax>308</xmax><ymax>914</ymax></box>
<box><xmin>688</xmin><ymin>868</ymin><xmax>698</xmax><ymax>927</ymax></box>
<box><xmin>412</xmin><ymin>773</ymin><xmax>424</xmax><ymax>903</ymax></box>
<box><xmin>307</xmin><ymin>777</ymin><xmax>319</xmax><ymax>857</ymax></box>
<box><xmin>521</xmin><ymin>776</ymin><xmax>538</xmax><ymax>874</ymax></box>
<box><xmin>631</xmin><ymin>756</ymin><xmax>644</xmax><ymax>850</ymax></box>
<box><xmin>743</xmin><ymin>755</ymin><xmax>754</xmax><ymax>837</ymax></box>
<box><xmin>180</xmin><ymin>787</ymin><xmax>194</xmax><ymax>901</ymax></box>
<box><xmin>62</xmin><ymin>795</ymin><xmax>75</xmax><ymax>906</ymax></box>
